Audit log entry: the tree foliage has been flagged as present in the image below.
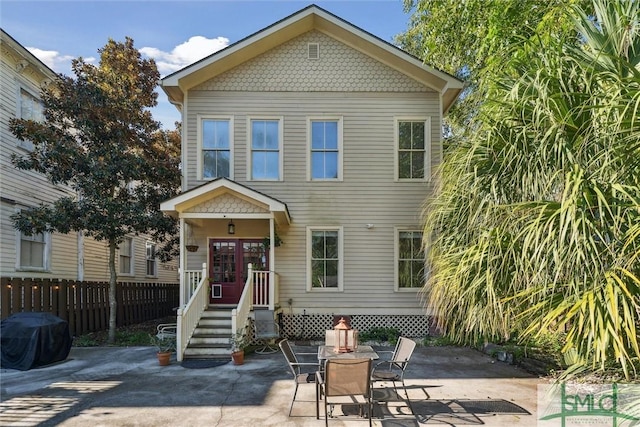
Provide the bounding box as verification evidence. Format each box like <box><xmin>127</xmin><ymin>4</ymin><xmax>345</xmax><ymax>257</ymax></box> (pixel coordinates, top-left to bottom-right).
<box><xmin>397</xmin><ymin>0</ymin><xmax>593</xmax><ymax>136</ymax></box>
<box><xmin>422</xmin><ymin>0</ymin><xmax>640</xmax><ymax>379</ymax></box>
<box><xmin>10</xmin><ymin>37</ymin><xmax>181</xmax><ymax>343</ymax></box>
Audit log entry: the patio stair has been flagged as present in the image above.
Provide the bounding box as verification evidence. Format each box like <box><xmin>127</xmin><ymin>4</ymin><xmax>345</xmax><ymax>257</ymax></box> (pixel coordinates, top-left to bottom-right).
<box><xmin>183</xmin><ymin>306</ymin><xmax>234</xmax><ymax>359</ymax></box>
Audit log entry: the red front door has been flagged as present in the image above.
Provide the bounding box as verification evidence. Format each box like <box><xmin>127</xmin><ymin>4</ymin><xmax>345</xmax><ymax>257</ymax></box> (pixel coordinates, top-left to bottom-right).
<box><xmin>209</xmin><ymin>239</ymin><xmax>267</xmax><ymax>304</ymax></box>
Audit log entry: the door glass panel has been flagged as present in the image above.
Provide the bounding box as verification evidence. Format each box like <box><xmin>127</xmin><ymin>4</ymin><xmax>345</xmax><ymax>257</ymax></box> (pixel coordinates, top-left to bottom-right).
<box><xmin>243</xmin><ymin>242</ymin><xmax>266</xmax><ymax>280</ymax></box>
<box><xmin>212</xmin><ymin>241</ymin><xmax>236</xmax><ymax>283</ymax></box>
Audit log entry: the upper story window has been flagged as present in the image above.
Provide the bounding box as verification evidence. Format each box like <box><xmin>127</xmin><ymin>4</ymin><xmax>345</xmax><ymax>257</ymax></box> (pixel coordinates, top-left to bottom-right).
<box><xmin>309</xmin><ymin>118</ymin><xmax>342</xmax><ymax>181</ymax></box>
<box><xmin>307</xmin><ymin>226</ymin><xmax>343</xmax><ymax>291</ymax></box>
<box><xmin>199</xmin><ymin>117</ymin><xmax>232</xmax><ymax>179</ymax></box>
<box><xmin>119</xmin><ymin>237</ymin><xmax>134</xmax><ymax>276</ymax></box>
<box><xmin>396</xmin><ymin>230</ymin><xmax>425</xmax><ymax>291</ymax></box>
<box><xmin>18</xmin><ymin>87</ymin><xmax>44</xmax><ymax>151</ymax></box>
<box><xmin>15</xmin><ymin>209</ymin><xmax>51</xmax><ymax>271</ymax></box>
<box><xmin>396</xmin><ymin>118</ymin><xmax>431</xmax><ymax>181</ymax></box>
<box><xmin>249</xmin><ymin>118</ymin><xmax>282</xmax><ymax>181</ymax></box>
<box><xmin>146</xmin><ymin>241</ymin><xmax>157</xmax><ymax>277</ymax></box>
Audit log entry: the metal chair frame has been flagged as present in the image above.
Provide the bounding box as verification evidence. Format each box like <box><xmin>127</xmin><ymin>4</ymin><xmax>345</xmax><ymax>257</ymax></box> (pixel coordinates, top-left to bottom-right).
<box><xmin>279</xmin><ymin>339</ymin><xmax>320</xmax><ymax>416</ymax></box>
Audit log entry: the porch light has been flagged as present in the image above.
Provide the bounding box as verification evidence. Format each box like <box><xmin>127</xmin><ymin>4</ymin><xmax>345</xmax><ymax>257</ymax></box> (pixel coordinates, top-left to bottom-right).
<box><xmin>227</xmin><ymin>220</ymin><xmax>235</xmax><ymax>235</ymax></box>
<box><xmin>334</xmin><ymin>317</ymin><xmax>356</xmax><ymax>353</ymax></box>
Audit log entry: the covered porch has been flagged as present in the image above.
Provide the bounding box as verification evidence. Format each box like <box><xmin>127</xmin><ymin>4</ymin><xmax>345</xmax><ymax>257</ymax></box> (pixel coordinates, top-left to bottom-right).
<box><xmin>160</xmin><ymin>178</ymin><xmax>291</xmax><ymax>360</ymax></box>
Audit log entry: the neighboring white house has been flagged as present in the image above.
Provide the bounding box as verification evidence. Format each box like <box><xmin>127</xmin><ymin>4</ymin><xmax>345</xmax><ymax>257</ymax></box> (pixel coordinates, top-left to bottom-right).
<box><xmin>160</xmin><ymin>5</ymin><xmax>462</xmax><ymax>359</ymax></box>
<box><xmin>0</xmin><ymin>29</ymin><xmax>178</xmax><ymax>287</ymax></box>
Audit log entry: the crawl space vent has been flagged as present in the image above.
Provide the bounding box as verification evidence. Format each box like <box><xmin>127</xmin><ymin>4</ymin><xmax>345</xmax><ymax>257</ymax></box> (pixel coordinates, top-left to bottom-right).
<box><xmin>308</xmin><ymin>43</ymin><xmax>319</xmax><ymax>60</ymax></box>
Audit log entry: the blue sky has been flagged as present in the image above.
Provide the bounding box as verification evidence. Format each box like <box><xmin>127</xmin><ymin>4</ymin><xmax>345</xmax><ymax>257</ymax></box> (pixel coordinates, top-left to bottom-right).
<box><xmin>1</xmin><ymin>0</ymin><xmax>412</xmax><ymax>129</ymax></box>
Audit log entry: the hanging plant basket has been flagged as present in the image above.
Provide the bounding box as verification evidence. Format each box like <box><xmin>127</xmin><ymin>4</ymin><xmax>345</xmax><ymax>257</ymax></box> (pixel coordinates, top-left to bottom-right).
<box><xmin>186</xmin><ymin>245</ymin><xmax>199</xmax><ymax>252</ymax></box>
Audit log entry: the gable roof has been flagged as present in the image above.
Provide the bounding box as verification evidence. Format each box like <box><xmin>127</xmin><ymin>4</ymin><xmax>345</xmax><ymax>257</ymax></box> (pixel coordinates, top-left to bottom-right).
<box><xmin>160</xmin><ymin>4</ymin><xmax>463</xmax><ymax>112</ymax></box>
<box><xmin>160</xmin><ymin>178</ymin><xmax>291</xmax><ymax>225</ymax></box>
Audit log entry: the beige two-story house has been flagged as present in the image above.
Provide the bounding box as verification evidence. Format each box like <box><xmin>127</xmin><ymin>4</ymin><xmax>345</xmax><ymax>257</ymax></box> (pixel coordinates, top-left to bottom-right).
<box><xmin>160</xmin><ymin>5</ymin><xmax>462</xmax><ymax>360</ymax></box>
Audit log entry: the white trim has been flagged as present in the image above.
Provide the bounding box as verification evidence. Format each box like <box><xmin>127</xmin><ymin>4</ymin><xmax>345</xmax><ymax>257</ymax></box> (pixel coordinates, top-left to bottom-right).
<box><xmin>14</xmin><ymin>207</ymin><xmax>51</xmax><ymax>272</ymax></box>
<box><xmin>306</xmin><ymin>226</ymin><xmax>344</xmax><ymax>292</ymax></box>
<box><xmin>118</xmin><ymin>236</ymin><xmax>135</xmax><ymax>277</ymax></box>
<box><xmin>394</xmin><ymin>227</ymin><xmax>425</xmax><ymax>292</ymax></box>
<box><xmin>197</xmin><ymin>115</ymin><xmax>234</xmax><ymax>180</ymax></box>
<box><xmin>145</xmin><ymin>241</ymin><xmax>158</xmax><ymax>278</ymax></box>
<box><xmin>247</xmin><ymin>116</ymin><xmax>284</xmax><ymax>181</ymax></box>
<box><xmin>15</xmin><ymin>82</ymin><xmax>44</xmax><ymax>152</ymax></box>
<box><xmin>306</xmin><ymin>116</ymin><xmax>343</xmax><ymax>181</ymax></box>
<box><xmin>394</xmin><ymin>116</ymin><xmax>431</xmax><ymax>182</ymax></box>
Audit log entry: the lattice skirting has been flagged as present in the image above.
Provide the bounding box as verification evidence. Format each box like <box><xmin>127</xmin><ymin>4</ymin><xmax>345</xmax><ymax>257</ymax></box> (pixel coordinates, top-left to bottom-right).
<box><xmin>276</xmin><ymin>313</ymin><xmax>432</xmax><ymax>340</ymax></box>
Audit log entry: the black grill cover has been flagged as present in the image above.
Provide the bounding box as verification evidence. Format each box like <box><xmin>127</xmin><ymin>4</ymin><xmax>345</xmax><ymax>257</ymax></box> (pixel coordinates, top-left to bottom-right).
<box><xmin>1</xmin><ymin>312</ymin><xmax>72</xmax><ymax>371</ymax></box>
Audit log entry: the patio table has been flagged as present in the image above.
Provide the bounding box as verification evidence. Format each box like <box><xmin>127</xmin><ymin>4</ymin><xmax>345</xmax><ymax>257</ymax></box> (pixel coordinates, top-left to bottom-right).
<box><xmin>318</xmin><ymin>345</ymin><xmax>379</xmax><ymax>362</ymax></box>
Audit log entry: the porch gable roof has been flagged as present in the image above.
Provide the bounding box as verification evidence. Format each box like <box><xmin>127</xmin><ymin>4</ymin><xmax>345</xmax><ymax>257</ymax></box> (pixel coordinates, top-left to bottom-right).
<box><xmin>160</xmin><ymin>178</ymin><xmax>291</xmax><ymax>224</ymax></box>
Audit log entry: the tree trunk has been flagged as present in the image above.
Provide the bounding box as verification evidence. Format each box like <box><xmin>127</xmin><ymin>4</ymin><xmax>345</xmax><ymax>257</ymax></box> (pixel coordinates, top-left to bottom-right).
<box><xmin>108</xmin><ymin>240</ymin><xmax>117</xmax><ymax>344</ymax></box>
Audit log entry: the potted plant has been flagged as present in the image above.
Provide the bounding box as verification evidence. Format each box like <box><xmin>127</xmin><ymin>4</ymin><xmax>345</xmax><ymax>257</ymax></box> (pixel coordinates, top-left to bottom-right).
<box><xmin>150</xmin><ymin>334</ymin><xmax>176</xmax><ymax>366</ymax></box>
<box><xmin>230</xmin><ymin>329</ymin><xmax>249</xmax><ymax>365</ymax></box>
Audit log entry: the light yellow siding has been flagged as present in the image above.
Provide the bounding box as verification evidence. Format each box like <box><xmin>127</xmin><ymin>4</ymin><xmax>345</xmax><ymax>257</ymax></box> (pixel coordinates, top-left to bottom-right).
<box><xmin>182</xmin><ymin>31</ymin><xmax>441</xmax><ymax>314</ymax></box>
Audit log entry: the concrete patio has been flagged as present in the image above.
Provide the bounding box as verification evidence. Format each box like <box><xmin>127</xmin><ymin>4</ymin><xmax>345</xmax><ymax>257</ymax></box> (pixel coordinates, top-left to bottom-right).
<box><xmin>0</xmin><ymin>344</ymin><xmax>548</xmax><ymax>426</ymax></box>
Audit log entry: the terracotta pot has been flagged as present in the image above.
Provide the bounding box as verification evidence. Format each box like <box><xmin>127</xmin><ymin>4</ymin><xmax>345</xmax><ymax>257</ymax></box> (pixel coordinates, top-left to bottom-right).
<box><xmin>231</xmin><ymin>350</ymin><xmax>244</xmax><ymax>365</ymax></box>
<box><xmin>157</xmin><ymin>351</ymin><xmax>171</xmax><ymax>366</ymax></box>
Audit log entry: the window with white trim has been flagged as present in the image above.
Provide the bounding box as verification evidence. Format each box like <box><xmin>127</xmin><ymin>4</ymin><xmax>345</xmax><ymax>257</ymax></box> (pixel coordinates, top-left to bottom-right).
<box><xmin>18</xmin><ymin>87</ymin><xmax>44</xmax><ymax>151</ymax></box>
<box><xmin>15</xmin><ymin>209</ymin><xmax>51</xmax><ymax>271</ymax></box>
<box><xmin>396</xmin><ymin>230</ymin><xmax>425</xmax><ymax>290</ymax></box>
<box><xmin>119</xmin><ymin>237</ymin><xmax>134</xmax><ymax>276</ymax></box>
<box><xmin>249</xmin><ymin>118</ymin><xmax>282</xmax><ymax>180</ymax></box>
<box><xmin>146</xmin><ymin>241</ymin><xmax>157</xmax><ymax>277</ymax></box>
<box><xmin>199</xmin><ymin>117</ymin><xmax>232</xmax><ymax>179</ymax></box>
<box><xmin>309</xmin><ymin>118</ymin><xmax>341</xmax><ymax>180</ymax></box>
<box><xmin>307</xmin><ymin>227</ymin><xmax>343</xmax><ymax>291</ymax></box>
<box><xmin>396</xmin><ymin>118</ymin><xmax>430</xmax><ymax>180</ymax></box>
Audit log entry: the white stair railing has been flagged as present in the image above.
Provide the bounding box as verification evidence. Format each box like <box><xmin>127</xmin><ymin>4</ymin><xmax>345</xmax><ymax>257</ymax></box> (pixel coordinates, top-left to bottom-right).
<box><xmin>231</xmin><ymin>263</ymin><xmax>253</xmax><ymax>339</ymax></box>
<box><xmin>176</xmin><ymin>263</ymin><xmax>208</xmax><ymax>362</ymax></box>
<box><xmin>184</xmin><ymin>269</ymin><xmax>203</xmax><ymax>299</ymax></box>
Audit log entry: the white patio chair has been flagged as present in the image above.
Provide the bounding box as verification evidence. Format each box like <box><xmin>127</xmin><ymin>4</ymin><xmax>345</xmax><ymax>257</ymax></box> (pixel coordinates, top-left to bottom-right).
<box><xmin>371</xmin><ymin>336</ymin><xmax>416</xmax><ymax>398</ymax></box>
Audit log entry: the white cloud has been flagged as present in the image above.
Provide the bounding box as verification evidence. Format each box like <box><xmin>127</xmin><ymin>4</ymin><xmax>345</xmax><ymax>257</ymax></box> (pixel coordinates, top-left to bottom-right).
<box><xmin>27</xmin><ymin>47</ymin><xmax>90</xmax><ymax>74</ymax></box>
<box><xmin>140</xmin><ymin>36</ymin><xmax>229</xmax><ymax>76</ymax></box>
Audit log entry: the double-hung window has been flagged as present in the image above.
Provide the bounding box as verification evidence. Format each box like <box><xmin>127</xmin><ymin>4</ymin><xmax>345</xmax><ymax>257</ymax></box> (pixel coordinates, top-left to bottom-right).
<box><xmin>307</xmin><ymin>227</ymin><xmax>343</xmax><ymax>291</ymax></box>
<box><xmin>146</xmin><ymin>241</ymin><xmax>157</xmax><ymax>277</ymax></box>
<box><xmin>16</xmin><ymin>209</ymin><xmax>50</xmax><ymax>271</ymax></box>
<box><xmin>119</xmin><ymin>237</ymin><xmax>134</xmax><ymax>276</ymax></box>
<box><xmin>249</xmin><ymin>118</ymin><xmax>282</xmax><ymax>180</ymax></box>
<box><xmin>396</xmin><ymin>118</ymin><xmax>430</xmax><ymax>180</ymax></box>
<box><xmin>18</xmin><ymin>87</ymin><xmax>44</xmax><ymax>151</ymax></box>
<box><xmin>396</xmin><ymin>230</ymin><xmax>425</xmax><ymax>291</ymax></box>
<box><xmin>309</xmin><ymin>118</ymin><xmax>341</xmax><ymax>180</ymax></box>
<box><xmin>200</xmin><ymin>117</ymin><xmax>232</xmax><ymax>179</ymax></box>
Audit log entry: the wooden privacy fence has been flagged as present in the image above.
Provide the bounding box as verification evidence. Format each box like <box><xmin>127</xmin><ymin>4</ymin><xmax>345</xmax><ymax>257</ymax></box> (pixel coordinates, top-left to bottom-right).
<box><xmin>0</xmin><ymin>277</ymin><xmax>179</xmax><ymax>337</ymax></box>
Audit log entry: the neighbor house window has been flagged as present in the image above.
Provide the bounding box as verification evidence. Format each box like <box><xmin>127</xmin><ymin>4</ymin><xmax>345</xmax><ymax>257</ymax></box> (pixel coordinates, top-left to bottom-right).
<box><xmin>119</xmin><ymin>237</ymin><xmax>134</xmax><ymax>276</ymax></box>
<box><xmin>15</xmin><ymin>209</ymin><xmax>51</xmax><ymax>271</ymax></box>
<box><xmin>307</xmin><ymin>227</ymin><xmax>343</xmax><ymax>291</ymax></box>
<box><xmin>249</xmin><ymin>118</ymin><xmax>282</xmax><ymax>180</ymax></box>
<box><xmin>309</xmin><ymin>118</ymin><xmax>342</xmax><ymax>180</ymax></box>
<box><xmin>396</xmin><ymin>230</ymin><xmax>425</xmax><ymax>290</ymax></box>
<box><xmin>18</xmin><ymin>87</ymin><xmax>44</xmax><ymax>151</ymax></box>
<box><xmin>146</xmin><ymin>241</ymin><xmax>157</xmax><ymax>277</ymax></box>
<box><xmin>199</xmin><ymin>117</ymin><xmax>232</xmax><ymax>179</ymax></box>
<box><xmin>396</xmin><ymin>118</ymin><xmax>430</xmax><ymax>180</ymax></box>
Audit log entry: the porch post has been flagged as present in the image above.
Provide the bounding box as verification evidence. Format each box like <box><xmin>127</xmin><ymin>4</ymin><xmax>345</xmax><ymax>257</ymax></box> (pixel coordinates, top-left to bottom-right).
<box><xmin>179</xmin><ymin>217</ymin><xmax>186</xmax><ymax>307</ymax></box>
<box><xmin>269</xmin><ymin>216</ymin><xmax>275</xmax><ymax>310</ymax></box>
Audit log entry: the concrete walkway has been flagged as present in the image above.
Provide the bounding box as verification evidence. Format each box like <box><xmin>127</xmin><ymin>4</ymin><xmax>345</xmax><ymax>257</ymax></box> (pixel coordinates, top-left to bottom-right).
<box><xmin>0</xmin><ymin>344</ymin><xmax>547</xmax><ymax>426</ymax></box>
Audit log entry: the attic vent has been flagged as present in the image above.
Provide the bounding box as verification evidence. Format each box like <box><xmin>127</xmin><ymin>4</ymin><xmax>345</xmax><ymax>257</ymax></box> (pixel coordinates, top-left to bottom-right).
<box><xmin>308</xmin><ymin>43</ymin><xmax>319</xmax><ymax>60</ymax></box>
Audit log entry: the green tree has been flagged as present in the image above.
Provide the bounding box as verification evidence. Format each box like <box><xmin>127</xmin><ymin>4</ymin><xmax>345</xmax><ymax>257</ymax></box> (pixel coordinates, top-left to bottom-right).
<box><xmin>10</xmin><ymin>38</ymin><xmax>181</xmax><ymax>344</ymax></box>
<box><xmin>423</xmin><ymin>0</ymin><xmax>640</xmax><ymax>379</ymax></box>
<box><xmin>397</xmin><ymin>0</ymin><xmax>593</xmax><ymax>136</ymax></box>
